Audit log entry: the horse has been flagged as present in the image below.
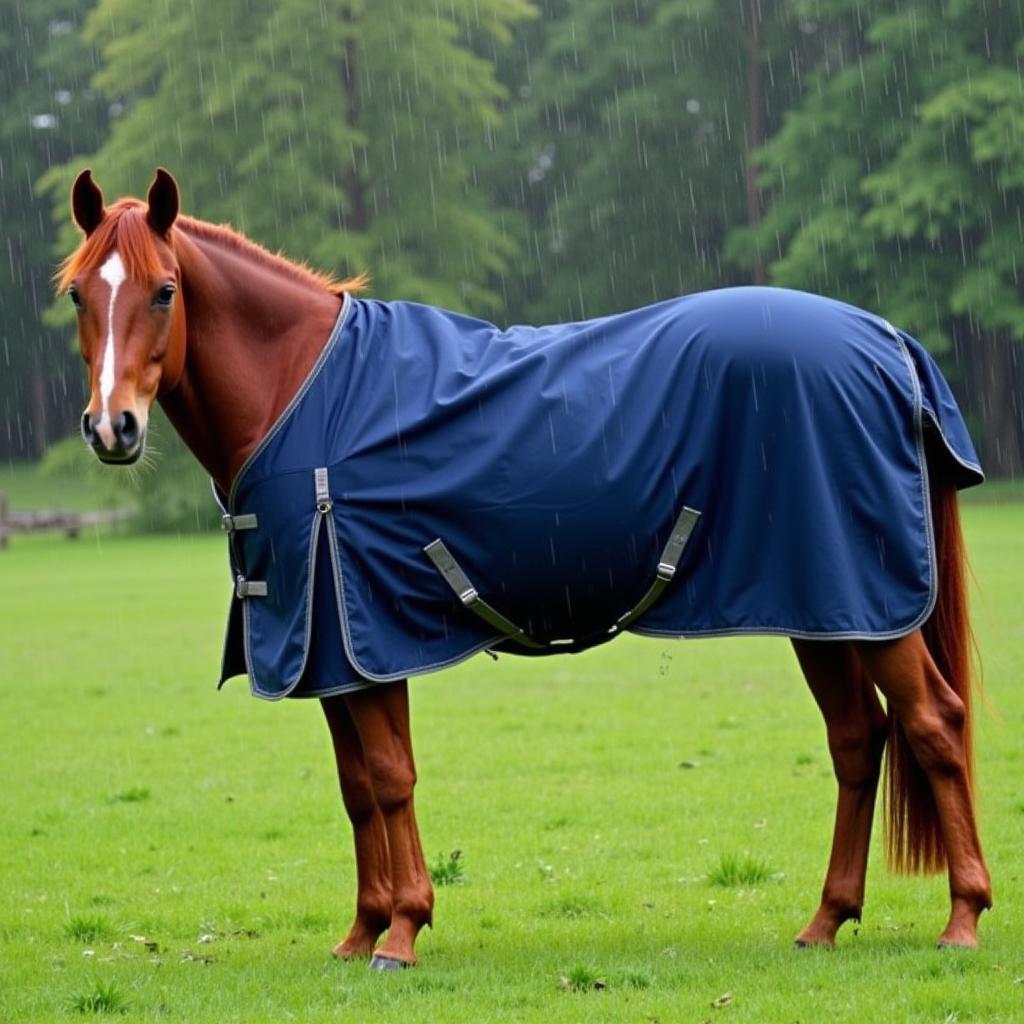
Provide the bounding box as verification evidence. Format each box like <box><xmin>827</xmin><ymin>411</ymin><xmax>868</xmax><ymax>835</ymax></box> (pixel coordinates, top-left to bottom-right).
<box><xmin>59</xmin><ymin>167</ymin><xmax>992</xmax><ymax>970</ymax></box>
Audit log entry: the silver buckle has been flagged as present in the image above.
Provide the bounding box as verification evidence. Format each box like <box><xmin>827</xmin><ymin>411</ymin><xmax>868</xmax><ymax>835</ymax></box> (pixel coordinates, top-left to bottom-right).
<box><xmin>235</xmin><ymin>574</ymin><xmax>268</xmax><ymax>599</ymax></box>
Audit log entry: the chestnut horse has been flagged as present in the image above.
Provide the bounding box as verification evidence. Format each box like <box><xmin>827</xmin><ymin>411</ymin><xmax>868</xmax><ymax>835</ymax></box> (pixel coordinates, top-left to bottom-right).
<box><xmin>60</xmin><ymin>168</ymin><xmax>991</xmax><ymax>969</ymax></box>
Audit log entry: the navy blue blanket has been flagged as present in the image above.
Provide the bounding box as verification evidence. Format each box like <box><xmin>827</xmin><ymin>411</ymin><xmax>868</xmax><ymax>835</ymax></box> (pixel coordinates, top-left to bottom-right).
<box><xmin>218</xmin><ymin>287</ymin><xmax>981</xmax><ymax>700</ymax></box>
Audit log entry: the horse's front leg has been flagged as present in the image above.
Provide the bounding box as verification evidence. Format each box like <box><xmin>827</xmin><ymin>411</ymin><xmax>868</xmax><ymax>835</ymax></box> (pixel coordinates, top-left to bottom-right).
<box><xmin>321</xmin><ymin>695</ymin><xmax>393</xmax><ymax>958</ymax></box>
<box><xmin>344</xmin><ymin>680</ymin><xmax>434</xmax><ymax>968</ymax></box>
<box><xmin>791</xmin><ymin>639</ymin><xmax>888</xmax><ymax>947</ymax></box>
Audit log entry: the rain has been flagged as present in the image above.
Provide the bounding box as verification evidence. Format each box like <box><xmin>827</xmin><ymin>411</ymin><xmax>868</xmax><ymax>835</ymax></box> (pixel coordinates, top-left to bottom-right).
<box><xmin>1</xmin><ymin>0</ymin><xmax>1020</xmax><ymax>517</ymax></box>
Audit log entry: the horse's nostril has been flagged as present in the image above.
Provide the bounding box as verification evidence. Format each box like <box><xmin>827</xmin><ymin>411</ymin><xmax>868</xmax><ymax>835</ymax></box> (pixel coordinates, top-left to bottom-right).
<box><xmin>115</xmin><ymin>410</ymin><xmax>140</xmax><ymax>448</ymax></box>
<box><xmin>81</xmin><ymin>412</ymin><xmax>97</xmax><ymax>445</ymax></box>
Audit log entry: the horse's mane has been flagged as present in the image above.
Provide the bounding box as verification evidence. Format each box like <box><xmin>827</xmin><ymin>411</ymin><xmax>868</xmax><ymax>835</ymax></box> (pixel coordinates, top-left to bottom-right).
<box><xmin>57</xmin><ymin>198</ymin><xmax>367</xmax><ymax>296</ymax></box>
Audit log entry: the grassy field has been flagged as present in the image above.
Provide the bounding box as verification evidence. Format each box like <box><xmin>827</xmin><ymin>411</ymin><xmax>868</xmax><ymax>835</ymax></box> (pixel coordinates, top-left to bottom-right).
<box><xmin>0</xmin><ymin>502</ymin><xmax>1022</xmax><ymax>1022</ymax></box>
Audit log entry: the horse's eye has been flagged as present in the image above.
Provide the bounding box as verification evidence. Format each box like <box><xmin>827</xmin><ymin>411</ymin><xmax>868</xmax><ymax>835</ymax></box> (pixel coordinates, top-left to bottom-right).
<box><xmin>154</xmin><ymin>284</ymin><xmax>176</xmax><ymax>307</ymax></box>
<box><xmin>68</xmin><ymin>286</ymin><xmax>82</xmax><ymax>309</ymax></box>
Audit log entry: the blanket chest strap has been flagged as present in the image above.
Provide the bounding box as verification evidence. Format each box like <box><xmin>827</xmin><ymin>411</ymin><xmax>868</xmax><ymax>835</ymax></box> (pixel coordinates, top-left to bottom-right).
<box><xmin>235</xmin><ymin>574</ymin><xmax>268</xmax><ymax>599</ymax></box>
<box><xmin>221</xmin><ymin>512</ymin><xmax>259</xmax><ymax>533</ymax></box>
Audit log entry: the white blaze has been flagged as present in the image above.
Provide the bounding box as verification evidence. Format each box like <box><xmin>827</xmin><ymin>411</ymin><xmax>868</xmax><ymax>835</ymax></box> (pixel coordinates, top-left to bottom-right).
<box><xmin>97</xmin><ymin>251</ymin><xmax>126</xmax><ymax>446</ymax></box>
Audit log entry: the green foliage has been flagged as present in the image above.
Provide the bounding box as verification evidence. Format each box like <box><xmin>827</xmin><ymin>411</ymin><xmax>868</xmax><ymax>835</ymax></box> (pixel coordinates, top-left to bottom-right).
<box><xmin>560</xmin><ymin>963</ymin><xmax>606</xmax><ymax>991</ymax></box>
<box><xmin>41</xmin><ymin>0</ymin><xmax>533</xmax><ymax>313</ymax></box>
<box><xmin>108</xmin><ymin>786</ymin><xmax>150</xmax><ymax>804</ymax></box>
<box><xmin>428</xmin><ymin>848</ymin><xmax>466</xmax><ymax>886</ymax></box>
<box><xmin>63</xmin><ymin>914</ymin><xmax>115</xmax><ymax>943</ymax></box>
<box><xmin>67</xmin><ymin>980</ymin><xmax>130</xmax><ymax>1014</ymax></box>
<box><xmin>707</xmin><ymin>853</ymin><xmax>776</xmax><ymax>888</ymax></box>
<box><xmin>0</xmin><ymin>0</ymin><xmax>110</xmax><ymax>457</ymax></box>
<box><xmin>492</xmin><ymin>0</ymin><xmax>811</xmax><ymax>322</ymax></box>
<box><xmin>727</xmin><ymin>0</ymin><xmax>1024</xmax><ymax>470</ymax></box>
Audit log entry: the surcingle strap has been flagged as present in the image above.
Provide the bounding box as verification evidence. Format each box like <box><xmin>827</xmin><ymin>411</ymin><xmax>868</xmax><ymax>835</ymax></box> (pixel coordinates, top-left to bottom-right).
<box><xmin>424</xmin><ymin>539</ymin><xmax>546</xmax><ymax>649</ymax></box>
<box><xmin>424</xmin><ymin>504</ymin><xmax>700</xmax><ymax>651</ymax></box>
<box><xmin>609</xmin><ymin>506</ymin><xmax>701</xmax><ymax>635</ymax></box>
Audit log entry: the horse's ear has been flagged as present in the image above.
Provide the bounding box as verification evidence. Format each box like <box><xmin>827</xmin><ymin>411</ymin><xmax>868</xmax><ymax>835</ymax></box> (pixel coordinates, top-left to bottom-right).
<box><xmin>71</xmin><ymin>169</ymin><xmax>105</xmax><ymax>236</ymax></box>
<box><xmin>146</xmin><ymin>167</ymin><xmax>179</xmax><ymax>237</ymax></box>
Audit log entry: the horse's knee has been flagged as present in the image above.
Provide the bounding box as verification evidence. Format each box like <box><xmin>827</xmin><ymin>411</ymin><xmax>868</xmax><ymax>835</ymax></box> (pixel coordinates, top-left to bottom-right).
<box><xmin>363</xmin><ymin>754</ymin><xmax>417</xmax><ymax>814</ymax></box>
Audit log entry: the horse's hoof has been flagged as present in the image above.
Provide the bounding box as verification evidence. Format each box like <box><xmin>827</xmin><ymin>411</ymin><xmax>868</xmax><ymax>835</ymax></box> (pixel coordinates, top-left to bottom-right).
<box><xmin>369</xmin><ymin>954</ymin><xmax>411</xmax><ymax>971</ymax></box>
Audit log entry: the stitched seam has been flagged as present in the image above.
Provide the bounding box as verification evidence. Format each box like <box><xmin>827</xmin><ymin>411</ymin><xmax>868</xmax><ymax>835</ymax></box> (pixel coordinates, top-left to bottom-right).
<box><xmin>326</xmin><ymin>511</ymin><xmax>498</xmax><ymax>683</ymax></box>
<box><xmin>228</xmin><ymin>292</ymin><xmax>352</xmax><ymax>511</ymax></box>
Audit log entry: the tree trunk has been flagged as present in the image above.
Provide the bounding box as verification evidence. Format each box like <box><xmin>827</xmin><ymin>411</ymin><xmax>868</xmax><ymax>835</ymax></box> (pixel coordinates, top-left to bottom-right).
<box><xmin>743</xmin><ymin>0</ymin><xmax>767</xmax><ymax>285</ymax></box>
<box><xmin>30</xmin><ymin>349</ymin><xmax>48</xmax><ymax>458</ymax></box>
<box><xmin>956</xmin><ymin>325</ymin><xmax>1024</xmax><ymax>479</ymax></box>
<box><xmin>339</xmin><ymin>16</ymin><xmax>368</xmax><ymax>235</ymax></box>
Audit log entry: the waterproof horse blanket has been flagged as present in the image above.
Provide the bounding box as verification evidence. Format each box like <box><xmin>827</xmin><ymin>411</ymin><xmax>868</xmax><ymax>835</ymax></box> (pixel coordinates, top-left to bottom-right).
<box><xmin>217</xmin><ymin>287</ymin><xmax>982</xmax><ymax>700</ymax></box>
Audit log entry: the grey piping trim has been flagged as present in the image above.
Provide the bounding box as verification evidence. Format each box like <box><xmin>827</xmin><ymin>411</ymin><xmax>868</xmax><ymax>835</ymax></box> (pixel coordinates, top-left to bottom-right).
<box><xmin>262</xmin><ymin>677</ymin><xmax>394</xmax><ymax>700</ymax></box>
<box><xmin>243</xmin><ymin>508</ymin><xmax>325</xmax><ymax>702</ymax></box>
<box><xmin>227</xmin><ymin>292</ymin><xmax>353</xmax><ymax>512</ymax></box>
<box><xmin>324</xmin><ymin>510</ymin><xmax>499</xmax><ymax>684</ymax></box>
<box><xmin>880</xmin><ymin>318</ymin><xmax>983</xmax><ymax>485</ymax></box>
<box><xmin>211</xmin><ymin>479</ymin><xmax>228</xmax><ymax>513</ymax></box>
<box><xmin>923</xmin><ymin>410</ymin><xmax>984</xmax><ymax>484</ymax></box>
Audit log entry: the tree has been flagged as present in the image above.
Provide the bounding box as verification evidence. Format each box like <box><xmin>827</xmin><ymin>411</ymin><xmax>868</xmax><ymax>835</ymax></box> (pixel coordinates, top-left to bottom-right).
<box><xmin>42</xmin><ymin>0</ymin><xmax>534</xmax><ymax>312</ymax></box>
<box><xmin>0</xmin><ymin>0</ymin><xmax>109</xmax><ymax>458</ymax></box>
<box><xmin>729</xmin><ymin>0</ymin><xmax>1024</xmax><ymax>474</ymax></box>
<box><xmin>485</xmin><ymin>0</ymin><xmax>814</xmax><ymax>324</ymax></box>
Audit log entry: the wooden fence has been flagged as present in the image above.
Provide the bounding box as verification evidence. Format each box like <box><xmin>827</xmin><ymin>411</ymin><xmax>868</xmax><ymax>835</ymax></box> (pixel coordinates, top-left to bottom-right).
<box><xmin>0</xmin><ymin>492</ymin><xmax>133</xmax><ymax>549</ymax></box>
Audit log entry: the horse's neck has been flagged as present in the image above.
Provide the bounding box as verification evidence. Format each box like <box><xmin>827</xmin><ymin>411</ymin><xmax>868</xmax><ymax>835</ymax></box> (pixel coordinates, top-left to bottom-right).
<box><xmin>159</xmin><ymin>230</ymin><xmax>342</xmax><ymax>494</ymax></box>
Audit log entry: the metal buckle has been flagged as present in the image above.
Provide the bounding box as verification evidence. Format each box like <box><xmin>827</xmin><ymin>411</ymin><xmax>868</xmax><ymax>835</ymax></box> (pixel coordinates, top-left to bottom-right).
<box><xmin>221</xmin><ymin>513</ymin><xmax>259</xmax><ymax>534</ymax></box>
<box><xmin>235</xmin><ymin>574</ymin><xmax>268</xmax><ymax>599</ymax></box>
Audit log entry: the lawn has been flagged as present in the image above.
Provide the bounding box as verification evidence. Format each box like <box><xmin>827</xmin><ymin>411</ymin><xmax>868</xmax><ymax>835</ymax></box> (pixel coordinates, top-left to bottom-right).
<box><xmin>0</xmin><ymin>501</ymin><xmax>1022</xmax><ymax>1022</ymax></box>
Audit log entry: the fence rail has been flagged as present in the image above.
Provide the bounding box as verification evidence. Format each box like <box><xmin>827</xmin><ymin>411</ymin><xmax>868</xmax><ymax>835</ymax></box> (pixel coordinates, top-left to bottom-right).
<box><xmin>0</xmin><ymin>493</ymin><xmax>133</xmax><ymax>548</ymax></box>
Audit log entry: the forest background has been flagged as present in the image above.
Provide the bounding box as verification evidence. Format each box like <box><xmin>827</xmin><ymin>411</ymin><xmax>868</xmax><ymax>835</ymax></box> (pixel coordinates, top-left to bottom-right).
<box><xmin>3</xmin><ymin>0</ymin><xmax>1023</xmax><ymax>528</ymax></box>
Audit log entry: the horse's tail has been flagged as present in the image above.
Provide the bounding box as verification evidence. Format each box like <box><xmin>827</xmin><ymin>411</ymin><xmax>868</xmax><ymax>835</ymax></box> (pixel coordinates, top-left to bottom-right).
<box><xmin>883</xmin><ymin>472</ymin><xmax>976</xmax><ymax>874</ymax></box>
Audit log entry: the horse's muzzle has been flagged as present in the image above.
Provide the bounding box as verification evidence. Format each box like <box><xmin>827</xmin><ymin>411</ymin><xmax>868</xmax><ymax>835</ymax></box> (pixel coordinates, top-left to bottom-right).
<box><xmin>82</xmin><ymin>410</ymin><xmax>145</xmax><ymax>464</ymax></box>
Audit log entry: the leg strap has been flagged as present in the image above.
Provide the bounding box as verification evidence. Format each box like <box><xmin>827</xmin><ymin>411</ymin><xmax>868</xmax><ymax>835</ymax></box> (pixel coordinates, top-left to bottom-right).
<box><xmin>423</xmin><ymin>539</ymin><xmax>546</xmax><ymax>648</ymax></box>
<box><xmin>609</xmin><ymin>506</ymin><xmax>701</xmax><ymax>634</ymax></box>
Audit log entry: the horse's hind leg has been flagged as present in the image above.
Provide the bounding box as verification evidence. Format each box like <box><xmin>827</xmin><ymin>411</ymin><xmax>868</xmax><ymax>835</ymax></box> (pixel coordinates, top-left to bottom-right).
<box><xmin>792</xmin><ymin>639</ymin><xmax>888</xmax><ymax>947</ymax></box>
<box><xmin>344</xmin><ymin>680</ymin><xmax>434</xmax><ymax>967</ymax></box>
<box><xmin>855</xmin><ymin>631</ymin><xmax>992</xmax><ymax>947</ymax></box>
<box><xmin>321</xmin><ymin>695</ymin><xmax>393</xmax><ymax>958</ymax></box>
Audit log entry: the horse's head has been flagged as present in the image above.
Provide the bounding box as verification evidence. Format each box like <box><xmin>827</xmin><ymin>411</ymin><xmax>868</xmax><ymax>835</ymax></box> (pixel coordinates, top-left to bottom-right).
<box><xmin>62</xmin><ymin>168</ymin><xmax>186</xmax><ymax>464</ymax></box>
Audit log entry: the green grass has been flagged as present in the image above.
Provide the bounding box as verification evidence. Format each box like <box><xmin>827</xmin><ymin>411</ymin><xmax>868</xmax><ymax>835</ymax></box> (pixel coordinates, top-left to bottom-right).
<box><xmin>0</xmin><ymin>503</ymin><xmax>1022</xmax><ymax>1022</ymax></box>
<box><xmin>67</xmin><ymin>980</ymin><xmax>130</xmax><ymax>1015</ymax></box>
<box><xmin>707</xmin><ymin>854</ymin><xmax>777</xmax><ymax>888</ymax></box>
